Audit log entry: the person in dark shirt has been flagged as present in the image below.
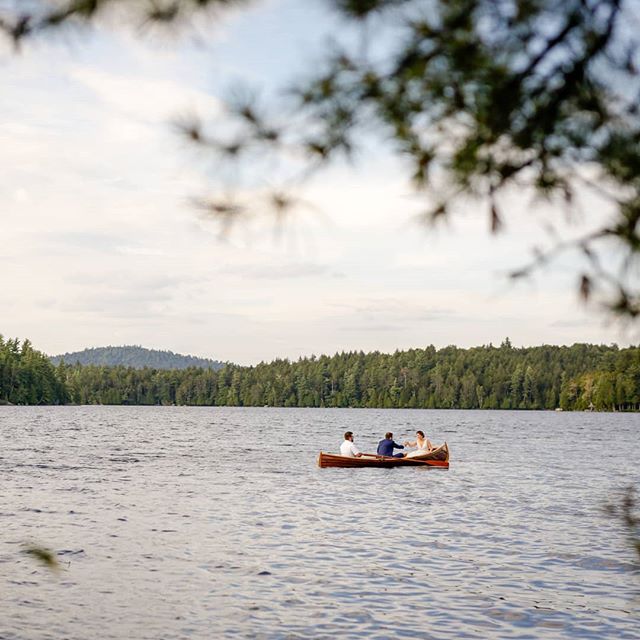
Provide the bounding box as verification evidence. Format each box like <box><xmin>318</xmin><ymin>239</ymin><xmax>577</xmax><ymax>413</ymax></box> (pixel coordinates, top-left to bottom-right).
<box><xmin>377</xmin><ymin>432</ymin><xmax>405</xmax><ymax>458</ymax></box>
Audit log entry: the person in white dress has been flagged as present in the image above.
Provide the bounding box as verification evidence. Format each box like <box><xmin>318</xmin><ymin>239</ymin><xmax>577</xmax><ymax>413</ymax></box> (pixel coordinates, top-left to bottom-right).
<box><xmin>403</xmin><ymin>430</ymin><xmax>433</xmax><ymax>458</ymax></box>
<box><xmin>340</xmin><ymin>431</ymin><xmax>363</xmax><ymax>457</ymax></box>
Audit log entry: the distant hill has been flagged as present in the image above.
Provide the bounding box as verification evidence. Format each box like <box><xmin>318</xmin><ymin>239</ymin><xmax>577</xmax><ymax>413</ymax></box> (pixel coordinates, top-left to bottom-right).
<box><xmin>49</xmin><ymin>345</ymin><xmax>225</xmax><ymax>370</ymax></box>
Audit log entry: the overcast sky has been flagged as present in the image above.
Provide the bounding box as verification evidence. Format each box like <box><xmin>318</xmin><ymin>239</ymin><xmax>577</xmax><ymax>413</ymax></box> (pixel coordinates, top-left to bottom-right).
<box><xmin>1</xmin><ymin>1</ymin><xmax>634</xmax><ymax>365</ymax></box>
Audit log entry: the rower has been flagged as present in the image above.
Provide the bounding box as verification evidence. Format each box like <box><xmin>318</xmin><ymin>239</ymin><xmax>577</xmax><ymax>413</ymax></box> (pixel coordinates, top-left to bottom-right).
<box><xmin>340</xmin><ymin>431</ymin><xmax>363</xmax><ymax>457</ymax></box>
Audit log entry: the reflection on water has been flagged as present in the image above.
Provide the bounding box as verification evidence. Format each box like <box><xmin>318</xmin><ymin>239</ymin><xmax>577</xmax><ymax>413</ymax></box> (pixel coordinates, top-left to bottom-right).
<box><xmin>1</xmin><ymin>406</ymin><xmax>639</xmax><ymax>639</ymax></box>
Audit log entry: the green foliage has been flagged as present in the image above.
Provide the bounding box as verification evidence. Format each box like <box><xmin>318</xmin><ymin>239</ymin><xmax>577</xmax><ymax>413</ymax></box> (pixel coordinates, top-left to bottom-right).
<box><xmin>2</xmin><ymin>1</ymin><xmax>639</xmax><ymax>316</ymax></box>
<box><xmin>55</xmin><ymin>341</ymin><xmax>640</xmax><ymax>410</ymax></box>
<box><xmin>558</xmin><ymin>346</ymin><xmax>640</xmax><ymax>411</ymax></box>
<box><xmin>605</xmin><ymin>487</ymin><xmax>640</xmax><ymax>565</ymax></box>
<box><xmin>23</xmin><ymin>545</ymin><xmax>60</xmax><ymax>572</ymax></box>
<box><xmin>180</xmin><ymin>0</ymin><xmax>640</xmax><ymax>317</ymax></box>
<box><xmin>0</xmin><ymin>0</ymin><xmax>251</xmax><ymax>44</ymax></box>
<box><xmin>3</xmin><ymin>333</ymin><xmax>637</xmax><ymax>409</ymax></box>
<box><xmin>0</xmin><ymin>336</ymin><xmax>68</xmax><ymax>405</ymax></box>
<box><xmin>49</xmin><ymin>345</ymin><xmax>224</xmax><ymax>370</ymax></box>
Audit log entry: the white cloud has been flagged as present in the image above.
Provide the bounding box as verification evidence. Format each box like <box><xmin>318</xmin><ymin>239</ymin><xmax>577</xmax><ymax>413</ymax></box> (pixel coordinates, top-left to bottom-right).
<box><xmin>0</xmin><ymin>6</ymin><xmax>632</xmax><ymax>364</ymax></box>
<box><xmin>70</xmin><ymin>65</ymin><xmax>221</xmax><ymax>124</ymax></box>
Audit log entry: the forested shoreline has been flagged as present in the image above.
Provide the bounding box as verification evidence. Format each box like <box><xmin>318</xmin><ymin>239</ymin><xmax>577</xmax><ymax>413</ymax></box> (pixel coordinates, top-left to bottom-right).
<box><xmin>2</xmin><ymin>336</ymin><xmax>639</xmax><ymax>411</ymax></box>
<box><xmin>0</xmin><ymin>337</ymin><xmax>68</xmax><ymax>405</ymax></box>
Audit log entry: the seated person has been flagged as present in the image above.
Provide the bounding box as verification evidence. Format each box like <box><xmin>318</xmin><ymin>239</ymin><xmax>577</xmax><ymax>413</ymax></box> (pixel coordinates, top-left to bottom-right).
<box><xmin>403</xmin><ymin>430</ymin><xmax>433</xmax><ymax>452</ymax></box>
<box><xmin>340</xmin><ymin>431</ymin><xmax>363</xmax><ymax>457</ymax></box>
<box><xmin>377</xmin><ymin>432</ymin><xmax>405</xmax><ymax>458</ymax></box>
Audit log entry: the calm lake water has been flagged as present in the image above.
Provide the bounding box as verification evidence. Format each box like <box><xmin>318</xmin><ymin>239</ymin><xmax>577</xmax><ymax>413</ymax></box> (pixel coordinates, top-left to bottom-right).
<box><xmin>1</xmin><ymin>407</ymin><xmax>638</xmax><ymax>639</ymax></box>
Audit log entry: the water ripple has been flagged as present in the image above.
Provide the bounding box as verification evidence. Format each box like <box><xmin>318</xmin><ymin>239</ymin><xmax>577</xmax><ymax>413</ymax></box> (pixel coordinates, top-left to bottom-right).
<box><xmin>1</xmin><ymin>406</ymin><xmax>638</xmax><ymax>639</ymax></box>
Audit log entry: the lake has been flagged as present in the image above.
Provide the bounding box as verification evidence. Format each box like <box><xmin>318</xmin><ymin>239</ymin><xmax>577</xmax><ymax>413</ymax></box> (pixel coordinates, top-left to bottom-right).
<box><xmin>1</xmin><ymin>406</ymin><xmax>638</xmax><ymax>639</ymax></box>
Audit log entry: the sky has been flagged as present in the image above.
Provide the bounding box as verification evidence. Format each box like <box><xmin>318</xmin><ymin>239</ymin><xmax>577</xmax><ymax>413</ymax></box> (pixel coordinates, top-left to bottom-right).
<box><xmin>0</xmin><ymin>0</ymin><xmax>635</xmax><ymax>365</ymax></box>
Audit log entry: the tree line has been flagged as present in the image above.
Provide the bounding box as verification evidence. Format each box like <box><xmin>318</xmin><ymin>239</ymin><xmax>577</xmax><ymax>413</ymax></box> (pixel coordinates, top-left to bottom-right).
<box><xmin>4</xmin><ymin>335</ymin><xmax>637</xmax><ymax>410</ymax></box>
<box><xmin>0</xmin><ymin>336</ymin><xmax>68</xmax><ymax>405</ymax></box>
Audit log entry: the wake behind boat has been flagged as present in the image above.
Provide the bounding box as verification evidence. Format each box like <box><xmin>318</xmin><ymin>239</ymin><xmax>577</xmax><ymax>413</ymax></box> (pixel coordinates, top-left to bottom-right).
<box><xmin>318</xmin><ymin>442</ymin><xmax>449</xmax><ymax>468</ymax></box>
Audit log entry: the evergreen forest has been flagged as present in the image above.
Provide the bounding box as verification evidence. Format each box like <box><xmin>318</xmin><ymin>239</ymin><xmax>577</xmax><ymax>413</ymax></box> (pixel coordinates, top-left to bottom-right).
<box><xmin>2</xmin><ymin>335</ymin><xmax>639</xmax><ymax>411</ymax></box>
<box><xmin>49</xmin><ymin>345</ymin><xmax>224</xmax><ymax>370</ymax></box>
<box><xmin>0</xmin><ymin>337</ymin><xmax>68</xmax><ymax>405</ymax></box>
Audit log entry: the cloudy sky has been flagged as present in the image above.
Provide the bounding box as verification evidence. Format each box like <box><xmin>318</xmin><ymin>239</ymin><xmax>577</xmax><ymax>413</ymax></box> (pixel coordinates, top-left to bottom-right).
<box><xmin>1</xmin><ymin>1</ymin><xmax>633</xmax><ymax>365</ymax></box>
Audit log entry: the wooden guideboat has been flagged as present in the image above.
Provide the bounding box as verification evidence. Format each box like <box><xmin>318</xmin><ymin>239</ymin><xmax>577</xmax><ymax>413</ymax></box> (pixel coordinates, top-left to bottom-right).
<box><xmin>318</xmin><ymin>442</ymin><xmax>449</xmax><ymax>469</ymax></box>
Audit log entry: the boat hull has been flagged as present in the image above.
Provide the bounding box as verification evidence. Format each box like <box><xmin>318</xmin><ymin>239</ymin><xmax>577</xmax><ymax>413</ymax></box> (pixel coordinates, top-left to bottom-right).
<box><xmin>318</xmin><ymin>443</ymin><xmax>449</xmax><ymax>468</ymax></box>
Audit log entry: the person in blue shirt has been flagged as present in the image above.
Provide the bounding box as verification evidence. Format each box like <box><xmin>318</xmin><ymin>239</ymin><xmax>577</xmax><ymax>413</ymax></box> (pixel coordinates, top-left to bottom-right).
<box><xmin>377</xmin><ymin>432</ymin><xmax>405</xmax><ymax>458</ymax></box>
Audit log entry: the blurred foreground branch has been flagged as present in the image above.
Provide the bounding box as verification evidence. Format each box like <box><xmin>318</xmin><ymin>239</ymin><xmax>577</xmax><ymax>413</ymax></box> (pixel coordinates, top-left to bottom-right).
<box><xmin>2</xmin><ymin>0</ymin><xmax>640</xmax><ymax>318</ymax></box>
<box><xmin>22</xmin><ymin>544</ymin><xmax>60</xmax><ymax>572</ymax></box>
<box><xmin>0</xmin><ymin>0</ymin><xmax>251</xmax><ymax>44</ymax></box>
<box><xmin>605</xmin><ymin>485</ymin><xmax>640</xmax><ymax>566</ymax></box>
